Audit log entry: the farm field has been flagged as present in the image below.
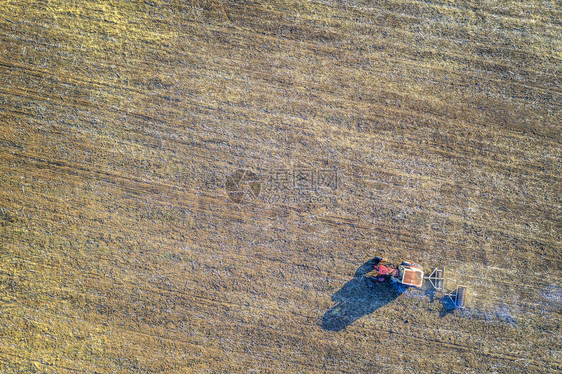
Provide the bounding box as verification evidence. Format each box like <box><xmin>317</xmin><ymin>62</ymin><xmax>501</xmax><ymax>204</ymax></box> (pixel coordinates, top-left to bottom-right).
<box><xmin>0</xmin><ymin>0</ymin><xmax>560</xmax><ymax>372</ymax></box>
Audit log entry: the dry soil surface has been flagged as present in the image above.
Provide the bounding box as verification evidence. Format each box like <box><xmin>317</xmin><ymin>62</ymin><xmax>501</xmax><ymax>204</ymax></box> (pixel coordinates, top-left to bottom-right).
<box><xmin>0</xmin><ymin>0</ymin><xmax>560</xmax><ymax>373</ymax></box>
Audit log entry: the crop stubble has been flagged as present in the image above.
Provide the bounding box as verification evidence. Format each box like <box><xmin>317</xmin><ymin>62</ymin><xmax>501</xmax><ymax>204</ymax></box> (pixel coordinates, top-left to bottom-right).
<box><xmin>0</xmin><ymin>0</ymin><xmax>560</xmax><ymax>373</ymax></box>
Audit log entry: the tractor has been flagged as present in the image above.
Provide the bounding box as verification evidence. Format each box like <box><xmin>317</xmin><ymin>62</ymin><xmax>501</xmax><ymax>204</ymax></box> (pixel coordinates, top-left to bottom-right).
<box><xmin>365</xmin><ymin>256</ymin><xmax>424</xmax><ymax>288</ymax></box>
<box><xmin>365</xmin><ymin>256</ymin><xmax>467</xmax><ymax>309</ymax></box>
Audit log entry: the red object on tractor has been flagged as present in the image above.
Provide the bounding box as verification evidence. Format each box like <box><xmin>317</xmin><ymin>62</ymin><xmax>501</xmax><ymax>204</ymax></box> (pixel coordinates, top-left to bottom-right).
<box><xmin>376</xmin><ymin>264</ymin><xmax>399</xmax><ymax>277</ymax></box>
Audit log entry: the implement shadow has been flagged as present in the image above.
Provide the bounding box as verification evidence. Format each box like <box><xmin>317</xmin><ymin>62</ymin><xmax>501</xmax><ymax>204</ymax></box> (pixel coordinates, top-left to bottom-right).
<box><xmin>321</xmin><ymin>258</ymin><xmax>404</xmax><ymax>332</ymax></box>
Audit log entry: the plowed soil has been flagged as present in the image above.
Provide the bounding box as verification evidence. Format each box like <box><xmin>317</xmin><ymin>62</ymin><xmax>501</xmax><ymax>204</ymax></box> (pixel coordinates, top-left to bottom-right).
<box><xmin>1</xmin><ymin>1</ymin><xmax>560</xmax><ymax>373</ymax></box>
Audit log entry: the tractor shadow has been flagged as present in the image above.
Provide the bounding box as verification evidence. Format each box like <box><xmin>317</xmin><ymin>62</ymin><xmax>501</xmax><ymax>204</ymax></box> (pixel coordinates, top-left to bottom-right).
<box><xmin>321</xmin><ymin>258</ymin><xmax>405</xmax><ymax>332</ymax></box>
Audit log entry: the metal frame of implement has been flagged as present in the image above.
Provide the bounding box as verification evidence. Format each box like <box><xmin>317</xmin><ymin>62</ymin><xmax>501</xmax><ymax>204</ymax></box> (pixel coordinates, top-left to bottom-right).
<box><xmin>424</xmin><ymin>267</ymin><xmax>467</xmax><ymax>309</ymax></box>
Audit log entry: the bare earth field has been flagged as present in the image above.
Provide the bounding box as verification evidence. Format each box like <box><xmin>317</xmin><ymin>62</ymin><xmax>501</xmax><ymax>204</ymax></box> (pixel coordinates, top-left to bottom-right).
<box><xmin>0</xmin><ymin>0</ymin><xmax>560</xmax><ymax>372</ymax></box>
